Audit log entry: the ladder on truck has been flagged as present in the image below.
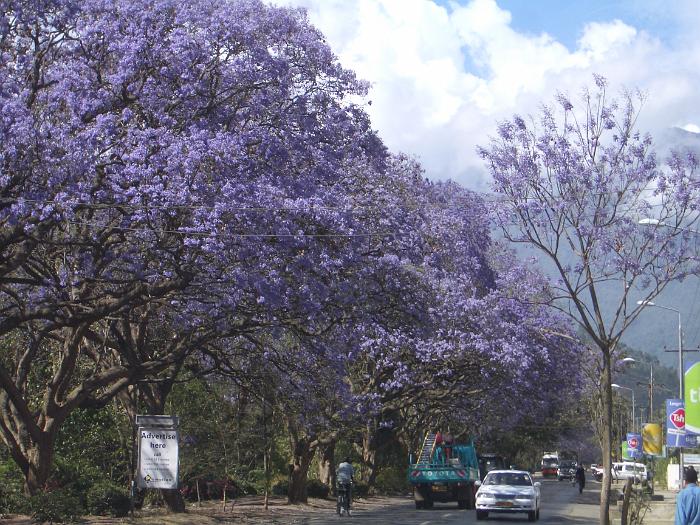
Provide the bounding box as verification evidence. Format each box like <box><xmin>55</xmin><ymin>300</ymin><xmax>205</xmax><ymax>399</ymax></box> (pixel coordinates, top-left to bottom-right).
<box><xmin>418</xmin><ymin>432</ymin><xmax>437</xmax><ymax>464</ymax></box>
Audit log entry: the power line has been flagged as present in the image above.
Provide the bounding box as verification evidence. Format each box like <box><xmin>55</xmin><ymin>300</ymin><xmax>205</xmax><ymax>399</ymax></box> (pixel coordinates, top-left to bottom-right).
<box><xmin>66</xmin><ymin>220</ymin><xmax>402</xmax><ymax>239</ymax></box>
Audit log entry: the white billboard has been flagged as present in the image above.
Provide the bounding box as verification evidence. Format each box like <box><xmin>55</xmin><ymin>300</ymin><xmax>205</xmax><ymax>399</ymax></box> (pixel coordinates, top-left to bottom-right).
<box><xmin>137</xmin><ymin>428</ymin><xmax>179</xmax><ymax>489</ymax></box>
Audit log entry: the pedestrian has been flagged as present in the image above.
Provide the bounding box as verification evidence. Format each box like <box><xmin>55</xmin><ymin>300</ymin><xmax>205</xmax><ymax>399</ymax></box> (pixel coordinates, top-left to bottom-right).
<box><xmin>675</xmin><ymin>466</ymin><xmax>700</xmax><ymax>525</ymax></box>
<box><xmin>574</xmin><ymin>464</ymin><xmax>586</xmax><ymax>494</ymax></box>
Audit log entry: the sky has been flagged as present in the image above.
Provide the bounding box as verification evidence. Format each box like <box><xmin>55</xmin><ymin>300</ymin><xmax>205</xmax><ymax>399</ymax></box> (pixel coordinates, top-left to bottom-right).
<box><xmin>272</xmin><ymin>0</ymin><xmax>700</xmax><ymax>190</ymax></box>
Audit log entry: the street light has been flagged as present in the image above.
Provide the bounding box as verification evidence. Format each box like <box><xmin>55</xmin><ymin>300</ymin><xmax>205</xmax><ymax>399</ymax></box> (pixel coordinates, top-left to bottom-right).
<box><xmin>612</xmin><ymin>384</ymin><xmax>636</xmax><ymax>433</ymax></box>
<box><xmin>638</xmin><ymin>218</ymin><xmax>661</xmax><ymax>226</ymax></box>
<box><xmin>636</xmin><ymin>299</ymin><xmax>684</xmax><ymax>488</ymax></box>
<box><xmin>638</xmin><ymin>217</ymin><xmax>700</xmax><ymax>235</ymax></box>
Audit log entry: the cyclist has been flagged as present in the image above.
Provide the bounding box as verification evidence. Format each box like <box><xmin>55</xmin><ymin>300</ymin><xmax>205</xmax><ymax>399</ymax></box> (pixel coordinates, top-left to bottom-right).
<box><xmin>336</xmin><ymin>457</ymin><xmax>355</xmax><ymax>515</ymax></box>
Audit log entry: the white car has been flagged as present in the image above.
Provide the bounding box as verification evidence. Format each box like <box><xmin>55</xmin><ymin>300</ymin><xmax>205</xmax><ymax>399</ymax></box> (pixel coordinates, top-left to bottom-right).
<box><xmin>475</xmin><ymin>469</ymin><xmax>541</xmax><ymax>522</ymax></box>
<box><xmin>612</xmin><ymin>462</ymin><xmax>648</xmax><ymax>484</ymax></box>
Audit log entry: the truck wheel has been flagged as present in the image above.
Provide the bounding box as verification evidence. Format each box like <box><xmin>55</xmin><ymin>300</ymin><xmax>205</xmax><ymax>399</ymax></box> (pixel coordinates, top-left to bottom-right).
<box><xmin>476</xmin><ymin>510</ymin><xmax>488</xmax><ymax>520</ymax></box>
<box><xmin>467</xmin><ymin>484</ymin><xmax>476</xmax><ymax>510</ymax></box>
<box><xmin>413</xmin><ymin>486</ymin><xmax>428</xmax><ymax>510</ymax></box>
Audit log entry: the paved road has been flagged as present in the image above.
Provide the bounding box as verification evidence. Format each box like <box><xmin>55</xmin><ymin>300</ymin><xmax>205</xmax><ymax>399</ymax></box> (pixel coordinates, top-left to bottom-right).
<box><xmin>274</xmin><ymin>476</ymin><xmax>600</xmax><ymax>525</ymax></box>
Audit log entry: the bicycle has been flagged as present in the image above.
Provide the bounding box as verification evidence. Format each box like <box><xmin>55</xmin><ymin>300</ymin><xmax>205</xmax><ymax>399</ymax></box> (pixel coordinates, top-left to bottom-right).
<box><xmin>336</xmin><ymin>481</ymin><xmax>352</xmax><ymax>516</ymax></box>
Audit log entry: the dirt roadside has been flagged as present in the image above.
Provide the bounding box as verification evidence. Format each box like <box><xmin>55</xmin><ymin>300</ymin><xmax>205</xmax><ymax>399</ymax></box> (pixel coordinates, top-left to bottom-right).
<box><xmin>1</xmin><ymin>495</ymin><xmax>406</xmax><ymax>524</ymax></box>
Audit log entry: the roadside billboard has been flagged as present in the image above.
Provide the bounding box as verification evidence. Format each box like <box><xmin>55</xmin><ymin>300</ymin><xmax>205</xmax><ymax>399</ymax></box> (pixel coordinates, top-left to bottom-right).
<box><xmin>621</xmin><ymin>440</ymin><xmax>631</xmax><ymax>460</ymax></box>
<box><xmin>137</xmin><ymin>427</ymin><xmax>179</xmax><ymax>489</ymax></box>
<box><xmin>626</xmin><ymin>433</ymin><xmax>642</xmax><ymax>459</ymax></box>
<box><xmin>667</xmin><ymin>399</ymin><xmax>685</xmax><ymax>446</ymax></box>
<box><xmin>642</xmin><ymin>423</ymin><xmax>662</xmax><ymax>455</ymax></box>
<box><xmin>687</xmin><ymin>360</ymin><xmax>700</xmax><ymax>434</ymax></box>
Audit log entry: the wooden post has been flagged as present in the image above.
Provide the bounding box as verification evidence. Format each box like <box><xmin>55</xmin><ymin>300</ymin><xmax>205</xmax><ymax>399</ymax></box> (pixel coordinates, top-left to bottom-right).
<box><xmin>621</xmin><ymin>477</ymin><xmax>633</xmax><ymax>525</ymax></box>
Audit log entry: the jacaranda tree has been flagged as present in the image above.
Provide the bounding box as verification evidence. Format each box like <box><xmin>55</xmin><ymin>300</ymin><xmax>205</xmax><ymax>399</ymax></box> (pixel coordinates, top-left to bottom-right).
<box><xmin>479</xmin><ymin>76</ymin><xmax>700</xmax><ymax>524</ymax></box>
<box><xmin>0</xmin><ymin>0</ymin><xmax>386</xmax><ymax>495</ymax></box>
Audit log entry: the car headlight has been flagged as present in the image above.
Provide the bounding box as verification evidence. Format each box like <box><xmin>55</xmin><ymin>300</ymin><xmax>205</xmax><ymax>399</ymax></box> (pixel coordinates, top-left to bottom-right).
<box><xmin>516</xmin><ymin>494</ymin><xmax>534</xmax><ymax>500</ymax></box>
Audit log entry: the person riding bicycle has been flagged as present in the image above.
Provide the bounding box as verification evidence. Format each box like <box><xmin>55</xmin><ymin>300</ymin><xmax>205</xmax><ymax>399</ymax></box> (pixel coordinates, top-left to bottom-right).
<box><xmin>336</xmin><ymin>457</ymin><xmax>355</xmax><ymax>515</ymax></box>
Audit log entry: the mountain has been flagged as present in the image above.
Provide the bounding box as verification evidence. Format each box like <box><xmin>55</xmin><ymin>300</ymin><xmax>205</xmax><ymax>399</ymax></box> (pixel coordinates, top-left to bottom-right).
<box><xmin>509</xmin><ymin>127</ymin><xmax>700</xmax><ymax>367</ymax></box>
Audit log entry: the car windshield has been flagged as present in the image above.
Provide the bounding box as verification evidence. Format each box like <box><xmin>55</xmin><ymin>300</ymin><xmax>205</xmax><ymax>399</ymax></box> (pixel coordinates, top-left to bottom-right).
<box><xmin>484</xmin><ymin>473</ymin><xmax>532</xmax><ymax>486</ymax></box>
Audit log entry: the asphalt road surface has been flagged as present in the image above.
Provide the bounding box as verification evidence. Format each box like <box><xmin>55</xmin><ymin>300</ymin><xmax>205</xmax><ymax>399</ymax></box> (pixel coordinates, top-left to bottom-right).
<box><xmin>283</xmin><ymin>476</ymin><xmax>600</xmax><ymax>525</ymax></box>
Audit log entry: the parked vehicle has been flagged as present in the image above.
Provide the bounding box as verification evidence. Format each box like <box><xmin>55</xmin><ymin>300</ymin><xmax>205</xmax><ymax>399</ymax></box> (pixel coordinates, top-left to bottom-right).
<box><xmin>475</xmin><ymin>469</ymin><xmax>541</xmax><ymax>522</ymax></box>
<box><xmin>612</xmin><ymin>462</ymin><xmax>647</xmax><ymax>484</ymax></box>
<box><xmin>408</xmin><ymin>432</ymin><xmax>480</xmax><ymax>510</ymax></box>
<box><xmin>592</xmin><ymin>464</ymin><xmax>604</xmax><ymax>481</ymax></box>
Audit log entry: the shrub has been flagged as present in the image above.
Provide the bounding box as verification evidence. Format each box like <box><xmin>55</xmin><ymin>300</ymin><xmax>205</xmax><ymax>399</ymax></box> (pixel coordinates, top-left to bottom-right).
<box><xmin>271</xmin><ymin>479</ymin><xmax>289</xmax><ymax>496</ymax></box>
<box><xmin>375</xmin><ymin>466</ymin><xmax>409</xmax><ymax>495</ymax></box>
<box><xmin>306</xmin><ymin>479</ymin><xmax>330</xmax><ymax>499</ymax></box>
<box><xmin>86</xmin><ymin>480</ymin><xmax>131</xmax><ymax>517</ymax></box>
<box><xmin>28</xmin><ymin>488</ymin><xmax>84</xmax><ymax>523</ymax></box>
<box><xmin>235</xmin><ymin>480</ymin><xmax>258</xmax><ymax>496</ymax></box>
<box><xmin>353</xmin><ymin>482</ymin><xmax>370</xmax><ymax>498</ymax></box>
<box><xmin>0</xmin><ymin>460</ymin><xmax>27</xmax><ymax>515</ymax></box>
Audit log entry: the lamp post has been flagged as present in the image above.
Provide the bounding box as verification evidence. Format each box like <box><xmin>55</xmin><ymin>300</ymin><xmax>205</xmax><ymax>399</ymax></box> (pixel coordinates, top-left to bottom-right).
<box><xmin>612</xmin><ymin>384</ymin><xmax>636</xmax><ymax>433</ymax></box>
<box><xmin>638</xmin><ymin>217</ymin><xmax>700</xmax><ymax>235</ymax></box>
<box><xmin>636</xmin><ymin>299</ymin><xmax>683</xmax><ymax>488</ymax></box>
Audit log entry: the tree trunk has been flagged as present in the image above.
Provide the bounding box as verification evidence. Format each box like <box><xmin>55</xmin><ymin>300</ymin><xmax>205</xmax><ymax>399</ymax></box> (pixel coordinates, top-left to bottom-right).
<box><xmin>318</xmin><ymin>441</ymin><xmax>336</xmax><ymax>488</ymax></box>
<box><xmin>162</xmin><ymin>489</ymin><xmax>186</xmax><ymax>512</ymax></box>
<box><xmin>288</xmin><ymin>437</ymin><xmax>315</xmax><ymax>503</ymax></box>
<box><xmin>599</xmin><ymin>351</ymin><xmax>613</xmax><ymax>525</ymax></box>
<box><xmin>23</xmin><ymin>438</ymin><xmax>54</xmax><ymax>495</ymax></box>
<box><xmin>362</xmin><ymin>437</ymin><xmax>378</xmax><ymax>488</ymax></box>
<box><xmin>361</xmin><ymin>423</ymin><xmax>379</xmax><ymax>488</ymax></box>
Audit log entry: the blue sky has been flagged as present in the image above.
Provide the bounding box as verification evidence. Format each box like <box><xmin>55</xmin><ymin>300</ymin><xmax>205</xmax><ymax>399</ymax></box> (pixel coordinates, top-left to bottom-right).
<box><xmin>446</xmin><ymin>0</ymin><xmax>678</xmax><ymax>49</ymax></box>
<box><xmin>277</xmin><ymin>0</ymin><xmax>700</xmax><ymax>189</ymax></box>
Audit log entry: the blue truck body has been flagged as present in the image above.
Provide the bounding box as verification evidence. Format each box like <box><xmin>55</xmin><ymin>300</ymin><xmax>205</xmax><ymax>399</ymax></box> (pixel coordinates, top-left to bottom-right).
<box><xmin>407</xmin><ymin>433</ymin><xmax>480</xmax><ymax>509</ymax></box>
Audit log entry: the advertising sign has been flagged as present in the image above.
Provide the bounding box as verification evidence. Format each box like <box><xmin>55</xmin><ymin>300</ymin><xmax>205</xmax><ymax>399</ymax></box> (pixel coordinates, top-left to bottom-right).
<box><xmin>686</xmin><ymin>360</ymin><xmax>700</xmax><ymax>434</ymax></box>
<box><xmin>621</xmin><ymin>440</ymin><xmax>631</xmax><ymax>460</ymax></box>
<box><xmin>626</xmin><ymin>433</ymin><xmax>642</xmax><ymax>458</ymax></box>
<box><xmin>667</xmin><ymin>399</ymin><xmax>685</xmax><ymax>447</ymax></box>
<box><xmin>642</xmin><ymin>423</ymin><xmax>662</xmax><ymax>455</ymax></box>
<box><xmin>137</xmin><ymin>428</ymin><xmax>179</xmax><ymax>489</ymax></box>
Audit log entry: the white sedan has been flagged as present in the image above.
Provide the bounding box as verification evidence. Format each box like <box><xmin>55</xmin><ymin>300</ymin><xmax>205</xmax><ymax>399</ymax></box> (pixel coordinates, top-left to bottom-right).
<box><xmin>475</xmin><ymin>470</ymin><xmax>541</xmax><ymax>522</ymax></box>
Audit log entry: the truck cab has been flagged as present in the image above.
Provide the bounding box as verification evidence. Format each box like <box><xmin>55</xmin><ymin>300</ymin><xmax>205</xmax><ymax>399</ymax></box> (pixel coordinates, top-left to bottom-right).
<box><xmin>478</xmin><ymin>453</ymin><xmax>507</xmax><ymax>481</ymax></box>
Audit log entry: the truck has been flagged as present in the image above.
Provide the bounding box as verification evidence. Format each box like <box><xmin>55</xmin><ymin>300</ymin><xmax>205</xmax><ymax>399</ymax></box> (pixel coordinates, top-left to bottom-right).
<box><xmin>541</xmin><ymin>451</ymin><xmax>559</xmax><ymax>478</ymax></box>
<box><xmin>407</xmin><ymin>432</ymin><xmax>480</xmax><ymax>510</ymax></box>
<box><xmin>477</xmin><ymin>453</ymin><xmax>508</xmax><ymax>481</ymax></box>
<box><xmin>557</xmin><ymin>451</ymin><xmax>578</xmax><ymax>481</ymax></box>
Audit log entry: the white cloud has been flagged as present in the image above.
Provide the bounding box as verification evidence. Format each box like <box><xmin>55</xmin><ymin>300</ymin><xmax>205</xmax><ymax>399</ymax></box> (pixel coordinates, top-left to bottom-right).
<box><xmin>682</xmin><ymin>124</ymin><xmax>700</xmax><ymax>134</ymax></box>
<box><xmin>273</xmin><ymin>0</ymin><xmax>700</xmax><ymax>189</ymax></box>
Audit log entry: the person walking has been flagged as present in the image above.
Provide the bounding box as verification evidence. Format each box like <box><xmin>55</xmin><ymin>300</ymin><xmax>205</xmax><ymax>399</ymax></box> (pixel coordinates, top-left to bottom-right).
<box><xmin>675</xmin><ymin>466</ymin><xmax>700</xmax><ymax>525</ymax></box>
<box><xmin>574</xmin><ymin>465</ymin><xmax>586</xmax><ymax>494</ymax></box>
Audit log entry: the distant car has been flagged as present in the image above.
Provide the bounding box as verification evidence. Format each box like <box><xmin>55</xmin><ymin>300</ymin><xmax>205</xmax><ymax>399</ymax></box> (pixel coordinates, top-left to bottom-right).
<box><xmin>557</xmin><ymin>460</ymin><xmax>577</xmax><ymax>481</ymax></box>
<box><xmin>475</xmin><ymin>469</ymin><xmax>541</xmax><ymax>522</ymax></box>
